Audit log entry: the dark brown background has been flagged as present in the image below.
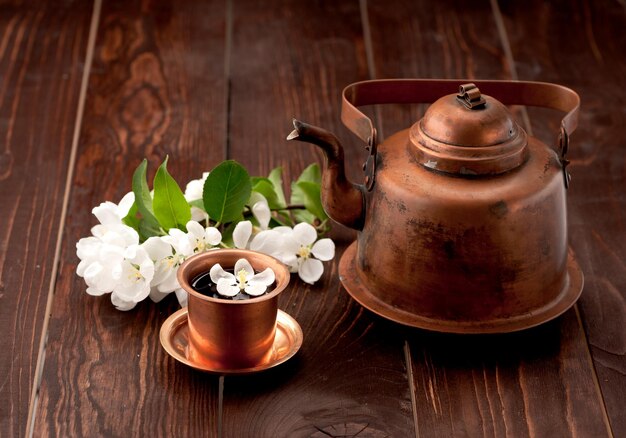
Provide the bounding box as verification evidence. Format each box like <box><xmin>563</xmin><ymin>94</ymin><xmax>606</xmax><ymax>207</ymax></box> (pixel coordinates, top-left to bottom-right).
<box><xmin>0</xmin><ymin>0</ymin><xmax>623</xmax><ymax>436</ymax></box>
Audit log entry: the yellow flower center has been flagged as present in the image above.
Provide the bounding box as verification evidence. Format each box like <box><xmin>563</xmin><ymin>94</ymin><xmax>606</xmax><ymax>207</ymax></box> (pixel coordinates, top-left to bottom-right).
<box><xmin>298</xmin><ymin>245</ymin><xmax>311</xmax><ymax>259</ymax></box>
<box><xmin>129</xmin><ymin>267</ymin><xmax>142</xmax><ymax>282</ymax></box>
<box><xmin>236</xmin><ymin>269</ymin><xmax>248</xmax><ymax>290</ymax></box>
<box><xmin>196</xmin><ymin>238</ymin><xmax>206</xmax><ymax>252</ymax></box>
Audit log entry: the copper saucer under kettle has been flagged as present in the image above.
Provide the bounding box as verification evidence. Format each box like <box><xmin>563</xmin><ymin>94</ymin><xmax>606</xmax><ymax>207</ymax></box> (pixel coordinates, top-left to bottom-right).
<box><xmin>288</xmin><ymin>79</ymin><xmax>583</xmax><ymax>333</ymax></box>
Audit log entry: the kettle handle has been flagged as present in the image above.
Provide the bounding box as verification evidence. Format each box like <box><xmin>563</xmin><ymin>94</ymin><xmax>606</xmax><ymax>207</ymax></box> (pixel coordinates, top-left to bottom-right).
<box><xmin>341</xmin><ymin>79</ymin><xmax>580</xmax><ymax>188</ymax></box>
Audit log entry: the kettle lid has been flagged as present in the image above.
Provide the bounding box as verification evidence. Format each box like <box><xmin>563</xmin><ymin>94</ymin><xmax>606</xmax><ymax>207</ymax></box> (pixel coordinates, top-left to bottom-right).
<box><xmin>411</xmin><ymin>83</ymin><xmax>528</xmax><ymax>176</ymax></box>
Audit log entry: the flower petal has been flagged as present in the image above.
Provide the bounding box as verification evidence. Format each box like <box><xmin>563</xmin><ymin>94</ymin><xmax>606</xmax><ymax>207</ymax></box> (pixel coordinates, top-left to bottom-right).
<box><xmin>92</xmin><ymin>201</ymin><xmax>120</xmax><ymax>225</ymax></box>
<box><xmin>292</xmin><ymin>222</ymin><xmax>317</xmax><ymax>246</ymax></box>
<box><xmin>166</xmin><ymin>229</ymin><xmax>193</xmax><ymax>256</ymax></box>
<box><xmin>280</xmin><ymin>234</ymin><xmax>300</xmax><ymax>255</ymax></box>
<box><xmin>84</xmin><ymin>262</ymin><xmax>103</xmax><ymax>284</ymax></box>
<box><xmin>175</xmin><ymin>289</ymin><xmax>188</xmax><ymax>307</ymax></box>
<box><xmin>76</xmin><ymin>260</ymin><xmax>89</xmax><ymax>277</ymax></box>
<box><xmin>311</xmin><ymin>238</ymin><xmax>335</xmax><ymax>261</ymax></box>
<box><xmin>86</xmin><ymin>286</ymin><xmax>106</xmax><ymax>296</ymax></box>
<box><xmin>248</xmin><ymin>191</ymin><xmax>267</xmax><ymax>207</ymax></box>
<box><xmin>111</xmin><ymin>293</ymin><xmax>137</xmax><ymax>311</ymax></box>
<box><xmin>204</xmin><ymin>227</ymin><xmax>222</xmax><ymax>246</ymax></box>
<box><xmin>210</xmin><ymin>263</ymin><xmax>235</xmax><ymax>284</ymax></box>
<box><xmin>281</xmin><ymin>254</ymin><xmax>298</xmax><ymax>271</ymax></box>
<box><xmin>252</xmin><ymin>201</ymin><xmax>271</xmax><ymax>230</ymax></box>
<box><xmin>117</xmin><ymin>192</ymin><xmax>135</xmax><ymax>217</ymax></box>
<box><xmin>244</xmin><ymin>283</ymin><xmax>267</xmax><ymax>296</ymax></box>
<box><xmin>298</xmin><ymin>258</ymin><xmax>324</xmax><ymax>284</ymax></box>
<box><xmin>217</xmin><ymin>278</ymin><xmax>240</xmax><ymax>296</ymax></box>
<box><xmin>149</xmin><ymin>287</ymin><xmax>169</xmax><ymax>303</ymax></box>
<box><xmin>142</xmin><ymin>236</ymin><xmax>173</xmax><ymax>261</ymax></box>
<box><xmin>184</xmin><ymin>178</ymin><xmax>204</xmax><ymax>201</ymax></box>
<box><xmin>234</xmin><ymin>258</ymin><xmax>254</xmax><ymax>277</ymax></box>
<box><xmin>157</xmin><ymin>272</ymin><xmax>181</xmax><ymax>293</ymax></box>
<box><xmin>186</xmin><ymin>220</ymin><xmax>205</xmax><ymax>238</ymax></box>
<box><xmin>233</xmin><ymin>221</ymin><xmax>252</xmax><ymax>249</ymax></box>
<box><xmin>249</xmin><ymin>230</ymin><xmax>282</xmax><ymax>256</ymax></box>
<box><xmin>249</xmin><ymin>267</ymin><xmax>275</xmax><ymax>287</ymax></box>
<box><xmin>190</xmin><ymin>206</ymin><xmax>208</xmax><ymax>222</ymax></box>
<box><xmin>132</xmin><ymin>283</ymin><xmax>151</xmax><ymax>302</ymax></box>
<box><xmin>272</xmin><ymin>226</ymin><xmax>293</xmax><ymax>236</ymax></box>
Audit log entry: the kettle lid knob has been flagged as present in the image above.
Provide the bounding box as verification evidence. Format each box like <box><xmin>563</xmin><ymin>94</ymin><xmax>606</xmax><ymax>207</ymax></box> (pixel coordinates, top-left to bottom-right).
<box><xmin>457</xmin><ymin>83</ymin><xmax>486</xmax><ymax>109</ymax></box>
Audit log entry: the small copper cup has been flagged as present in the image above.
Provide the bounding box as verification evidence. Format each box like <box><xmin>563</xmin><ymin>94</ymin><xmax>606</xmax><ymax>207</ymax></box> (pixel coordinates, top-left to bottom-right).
<box><xmin>177</xmin><ymin>249</ymin><xmax>290</xmax><ymax>368</ymax></box>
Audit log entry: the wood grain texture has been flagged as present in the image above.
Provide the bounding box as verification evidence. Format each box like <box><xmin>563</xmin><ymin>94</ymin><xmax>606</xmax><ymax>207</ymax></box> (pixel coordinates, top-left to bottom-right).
<box><xmin>0</xmin><ymin>1</ymin><xmax>92</xmax><ymax>436</ymax></box>
<box><xmin>32</xmin><ymin>0</ymin><xmax>228</xmax><ymax>436</ymax></box>
<box><xmin>366</xmin><ymin>0</ymin><xmax>612</xmax><ymax>436</ymax></box>
<box><xmin>11</xmin><ymin>0</ymin><xmax>620</xmax><ymax>436</ymax></box>
<box><xmin>499</xmin><ymin>0</ymin><xmax>626</xmax><ymax>434</ymax></box>
<box><xmin>222</xmin><ymin>1</ymin><xmax>414</xmax><ymax>436</ymax></box>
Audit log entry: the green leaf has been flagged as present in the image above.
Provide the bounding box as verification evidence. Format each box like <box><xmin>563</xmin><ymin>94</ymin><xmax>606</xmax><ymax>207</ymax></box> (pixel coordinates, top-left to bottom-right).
<box><xmin>203</xmin><ymin>160</ymin><xmax>251</xmax><ymax>224</ymax></box>
<box><xmin>132</xmin><ymin>160</ymin><xmax>160</xmax><ymax>227</ymax></box>
<box><xmin>298</xmin><ymin>163</ymin><xmax>322</xmax><ymax>184</ymax></box>
<box><xmin>295</xmin><ymin>180</ymin><xmax>328</xmax><ymax>221</ymax></box>
<box><xmin>152</xmin><ymin>156</ymin><xmax>191</xmax><ymax>231</ymax></box>
<box><xmin>251</xmin><ymin>178</ymin><xmax>286</xmax><ymax>209</ymax></box>
<box><xmin>268</xmin><ymin>167</ymin><xmax>287</xmax><ymax>207</ymax></box>
<box><xmin>290</xmin><ymin>163</ymin><xmax>322</xmax><ymax>206</ymax></box>
<box><xmin>122</xmin><ymin>201</ymin><xmax>140</xmax><ymax>232</ymax></box>
<box><xmin>250</xmin><ymin>176</ymin><xmax>265</xmax><ymax>186</ymax></box>
<box><xmin>188</xmin><ymin>199</ymin><xmax>205</xmax><ymax>210</ymax></box>
<box><xmin>139</xmin><ymin>219</ymin><xmax>163</xmax><ymax>242</ymax></box>
<box><xmin>292</xmin><ymin>208</ymin><xmax>316</xmax><ymax>224</ymax></box>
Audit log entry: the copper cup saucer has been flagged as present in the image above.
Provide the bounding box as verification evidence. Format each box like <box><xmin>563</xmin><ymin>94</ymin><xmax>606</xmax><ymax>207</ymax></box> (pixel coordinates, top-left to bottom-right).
<box><xmin>160</xmin><ymin>308</ymin><xmax>303</xmax><ymax>374</ymax></box>
<box><xmin>339</xmin><ymin>241</ymin><xmax>584</xmax><ymax>334</ymax></box>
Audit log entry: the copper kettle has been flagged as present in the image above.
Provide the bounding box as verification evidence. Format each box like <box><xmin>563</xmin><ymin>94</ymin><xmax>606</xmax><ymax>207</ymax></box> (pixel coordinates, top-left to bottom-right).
<box><xmin>288</xmin><ymin>79</ymin><xmax>583</xmax><ymax>333</ymax></box>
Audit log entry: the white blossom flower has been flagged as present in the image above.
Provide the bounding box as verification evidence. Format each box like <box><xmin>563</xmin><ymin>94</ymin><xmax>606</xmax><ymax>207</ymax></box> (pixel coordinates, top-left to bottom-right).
<box><xmin>76</xmin><ymin>223</ymin><xmax>140</xmax><ymax>296</ymax></box>
<box><xmin>209</xmin><ymin>258</ymin><xmax>275</xmax><ymax>297</ymax></box>
<box><xmin>184</xmin><ymin>172</ymin><xmax>209</xmax><ymax>202</ymax></box>
<box><xmin>92</xmin><ymin>192</ymin><xmax>135</xmax><ymax>226</ymax></box>
<box><xmin>281</xmin><ymin>223</ymin><xmax>335</xmax><ymax>284</ymax></box>
<box><xmin>76</xmin><ymin>225</ymin><xmax>155</xmax><ymax>311</ymax></box>
<box><xmin>186</xmin><ymin>220</ymin><xmax>222</xmax><ymax>253</ymax></box>
<box><xmin>143</xmin><ymin>221</ymin><xmax>221</xmax><ymax>308</ymax></box>
<box><xmin>91</xmin><ymin>222</ymin><xmax>139</xmax><ymax>247</ymax></box>
<box><xmin>232</xmin><ymin>194</ymin><xmax>272</xmax><ymax>250</ymax></box>
<box><xmin>233</xmin><ymin>220</ymin><xmax>253</xmax><ymax>249</ymax></box>
<box><xmin>250</xmin><ymin>229</ymin><xmax>287</xmax><ymax>259</ymax></box>
<box><xmin>249</xmin><ymin>192</ymin><xmax>271</xmax><ymax>230</ymax></box>
<box><xmin>232</xmin><ymin>220</ymin><xmax>285</xmax><ymax>260</ymax></box>
<box><xmin>110</xmin><ymin>244</ymin><xmax>155</xmax><ymax>310</ymax></box>
<box><xmin>143</xmin><ymin>237</ymin><xmax>184</xmax><ymax>298</ymax></box>
<box><xmin>78</xmin><ymin>238</ymin><xmax>125</xmax><ymax>296</ymax></box>
<box><xmin>184</xmin><ymin>172</ymin><xmax>209</xmax><ymax>222</ymax></box>
<box><xmin>144</xmin><ymin>233</ymin><xmax>189</xmax><ymax>307</ymax></box>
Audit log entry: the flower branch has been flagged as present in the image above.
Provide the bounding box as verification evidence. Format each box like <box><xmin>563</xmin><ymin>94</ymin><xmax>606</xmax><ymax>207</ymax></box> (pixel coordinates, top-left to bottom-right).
<box><xmin>76</xmin><ymin>158</ymin><xmax>335</xmax><ymax>311</ymax></box>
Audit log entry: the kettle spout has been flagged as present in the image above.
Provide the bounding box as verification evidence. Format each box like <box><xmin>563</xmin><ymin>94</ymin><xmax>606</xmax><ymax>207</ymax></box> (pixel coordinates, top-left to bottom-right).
<box><xmin>287</xmin><ymin>119</ymin><xmax>364</xmax><ymax>230</ymax></box>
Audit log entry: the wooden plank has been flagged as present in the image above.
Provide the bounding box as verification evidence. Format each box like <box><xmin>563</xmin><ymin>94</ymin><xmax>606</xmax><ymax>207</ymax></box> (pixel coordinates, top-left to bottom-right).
<box><xmin>0</xmin><ymin>1</ymin><xmax>93</xmax><ymax>436</ymax></box>
<box><xmin>498</xmin><ymin>0</ymin><xmax>626</xmax><ymax>434</ymax></box>
<box><xmin>222</xmin><ymin>1</ymin><xmax>415</xmax><ymax>436</ymax></box>
<box><xmin>32</xmin><ymin>0</ymin><xmax>228</xmax><ymax>436</ymax></box>
<box><xmin>366</xmin><ymin>0</ymin><xmax>612</xmax><ymax>436</ymax></box>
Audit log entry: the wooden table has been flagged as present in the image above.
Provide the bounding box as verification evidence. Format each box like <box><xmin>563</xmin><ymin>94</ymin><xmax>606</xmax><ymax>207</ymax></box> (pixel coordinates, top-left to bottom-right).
<box><xmin>2</xmin><ymin>0</ymin><xmax>624</xmax><ymax>436</ymax></box>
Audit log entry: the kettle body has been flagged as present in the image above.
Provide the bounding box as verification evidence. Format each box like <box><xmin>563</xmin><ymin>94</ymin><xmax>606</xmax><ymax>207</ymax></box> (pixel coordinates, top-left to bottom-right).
<box><xmin>358</xmin><ymin>128</ymin><xmax>568</xmax><ymax>326</ymax></box>
<box><xmin>289</xmin><ymin>79</ymin><xmax>583</xmax><ymax>333</ymax></box>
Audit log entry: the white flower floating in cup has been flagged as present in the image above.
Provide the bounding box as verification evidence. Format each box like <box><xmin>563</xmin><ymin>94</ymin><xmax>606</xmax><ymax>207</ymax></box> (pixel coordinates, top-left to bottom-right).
<box><xmin>209</xmin><ymin>258</ymin><xmax>275</xmax><ymax>297</ymax></box>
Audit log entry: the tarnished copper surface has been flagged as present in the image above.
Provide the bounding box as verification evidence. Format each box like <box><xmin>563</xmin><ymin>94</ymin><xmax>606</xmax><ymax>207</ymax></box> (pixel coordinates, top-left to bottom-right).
<box><xmin>290</xmin><ymin>79</ymin><xmax>583</xmax><ymax>333</ymax></box>
<box><xmin>176</xmin><ymin>249</ymin><xmax>291</xmax><ymax>368</ymax></box>
<box><xmin>339</xmin><ymin>242</ymin><xmax>583</xmax><ymax>333</ymax></box>
<box><xmin>412</xmin><ymin>85</ymin><xmax>529</xmax><ymax>175</ymax></box>
<box><xmin>288</xmin><ymin>120</ymin><xmax>365</xmax><ymax>229</ymax></box>
<box><xmin>160</xmin><ymin>308</ymin><xmax>303</xmax><ymax>374</ymax></box>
